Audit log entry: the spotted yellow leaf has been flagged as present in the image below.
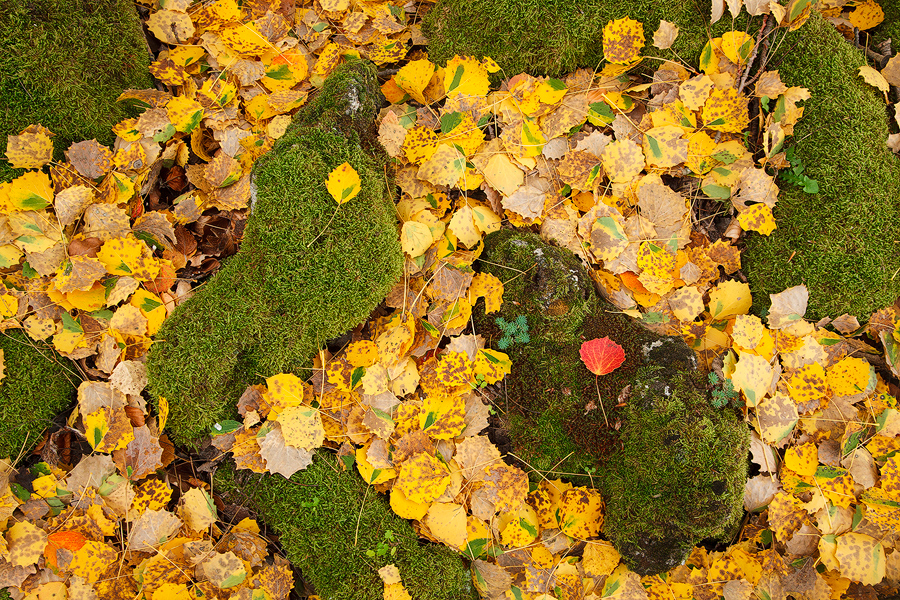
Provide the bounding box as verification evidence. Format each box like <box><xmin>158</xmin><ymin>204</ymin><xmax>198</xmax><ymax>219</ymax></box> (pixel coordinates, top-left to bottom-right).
<box><xmin>6</xmin><ymin>128</ymin><xmax>54</xmax><ymax>169</ymax></box>
<box><xmin>325</xmin><ymin>162</ymin><xmax>361</xmax><ymax>204</ymax></box>
<box><xmin>444</xmin><ymin>56</ymin><xmax>490</xmax><ymax>98</ymax></box>
<box><xmin>737</xmin><ymin>202</ymin><xmax>776</xmax><ymax>235</ymax></box>
<box><xmin>603</xmin><ymin>17</ymin><xmax>645</xmax><ymax>64</ymax></box>
<box><xmin>702</xmin><ymin>87</ymin><xmax>749</xmax><ymax>133</ymax></box>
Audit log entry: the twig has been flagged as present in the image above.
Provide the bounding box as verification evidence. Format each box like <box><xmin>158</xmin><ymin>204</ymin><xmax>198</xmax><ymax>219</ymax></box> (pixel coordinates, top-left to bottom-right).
<box><xmin>737</xmin><ymin>15</ymin><xmax>770</xmax><ymax>96</ymax></box>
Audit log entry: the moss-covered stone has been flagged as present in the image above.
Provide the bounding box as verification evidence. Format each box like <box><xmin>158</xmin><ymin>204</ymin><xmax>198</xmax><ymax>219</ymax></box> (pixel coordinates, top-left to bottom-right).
<box><xmin>215</xmin><ymin>454</ymin><xmax>476</xmax><ymax>600</ymax></box>
<box><xmin>146</xmin><ymin>60</ymin><xmax>404</xmax><ymax>446</ymax></box>
<box><xmin>742</xmin><ymin>12</ymin><xmax>900</xmax><ymax>320</ymax></box>
<box><xmin>476</xmin><ymin>231</ymin><xmax>748</xmax><ymax>574</ymax></box>
<box><xmin>0</xmin><ymin>0</ymin><xmax>152</xmax><ymax>183</ymax></box>
<box><xmin>426</xmin><ymin>2</ymin><xmax>900</xmax><ymax>320</ymax></box>
<box><xmin>872</xmin><ymin>0</ymin><xmax>900</xmax><ymax>47</ymax></box>
<box><xmin>0</xmin><ymin>330</ymin><xmax>79</xmax><ymax>460</ymax></box>
<box><xmin>602</xmin><ymin>367</ymin><xmax>749</xmax><ymax>575</ymax></box>
<box><xmin>423</xmin><ymin>0</ymin><xmax>748</xmax><ymax>79</ymax></box>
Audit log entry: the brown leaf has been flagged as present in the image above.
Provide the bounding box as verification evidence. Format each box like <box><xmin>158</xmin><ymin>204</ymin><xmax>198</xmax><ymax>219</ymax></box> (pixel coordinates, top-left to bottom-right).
<box><xmin>65</xmin><ymin>140</ymin><xmax>114</xmax><ymax>179</ymax></box>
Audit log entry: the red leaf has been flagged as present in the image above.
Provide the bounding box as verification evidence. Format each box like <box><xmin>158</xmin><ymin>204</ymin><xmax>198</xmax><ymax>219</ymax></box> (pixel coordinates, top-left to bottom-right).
<box><xmin>580</xmin><ymin>337</ymin><xmax>626</xmax><ymax>376</ymax></box>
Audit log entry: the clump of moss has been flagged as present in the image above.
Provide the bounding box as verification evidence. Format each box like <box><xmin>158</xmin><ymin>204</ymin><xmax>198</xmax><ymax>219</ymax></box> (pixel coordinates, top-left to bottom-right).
<box><xmin>214</xmin><ymin>454</ymin><xmax>476</xmax><ymax>600</ymax></box>
<box><xmin>743</xmin><ymin>12</ymin><xmax>900</xmax><ymax>320</ymax></box>
<box><xmin>147</xmin><ymin>60</ymin><xmax>403</xmax><ymax>446</ymax></box>
<box><xmin>423</xmin><ymin>0</ymin><xmax>749</xmax><ymax>78</ymax></box>
<box><xmin>475</xmin><ymin>231</ymin><xmax>747</xmax><ymax>573</ymax></box>
<box><xmin>0</xmin><ymin>330</ymin><xmax>79</xmax><ymax>460</ymax></box>
<box><xmin>0</xmin><ymin>0</ymin><xmax>152</xmax><ymax>183</ymax></box>
<box><xmin>601</xmin><ymin>367</ymin><xmax>749</xmax><ymax>574</ymax></box>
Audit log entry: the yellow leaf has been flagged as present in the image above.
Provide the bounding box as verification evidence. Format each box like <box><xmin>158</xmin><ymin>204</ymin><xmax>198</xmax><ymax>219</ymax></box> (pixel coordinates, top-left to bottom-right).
<box><xmin>417</xmin><ymin>144</ymin><xmax>466</xmax><ymax>187</ymax></box>
<box><xmin>7</xmin><ymin>520</ymin><xmax>47</xmax><ymax>567</ymax></box>
<box><xmin>6</xmin><ymin>128</ymin><xmax>54</xmax><ymax>169</ymax></box>
<box><xmin>70</xmin><ymin>540</ymin><xmax>118</xmax><ymax>582</ymax></box>
<box><xmin>444</xmin><ymin>56</ymin><xmax>490</xmax><ymax>98</ymax></box>
<box><xmin>390</xmin><ymin>487</ymin><xmax>430</xmax><ymax>520</ymax></box>
<box><xmin>668</xmin><ymin>286</ymin><xmax>704</xmax><ymax>322</ymax></box>
<box><xmin>83</xmin><ymin>408</ymin><xmax>111</xmax><ymax>450</ymax></box>
<box><xmin>558</xmin><ymin>487</ymin><xmax>604</xmax><ymax>538</ymax></box>
<box><xmin>835</xmin><ymin>532</ymin><xmax>885</xmax><ymax>585</ymax></box>
<box><xmin>424</xmin><ymin>502</ymin><xmax>468</xmax><ymax>550</ymax></box>
<box><xmin>181</xmin><ymin>487</ymin><xmax>217</xmax><ymax>533</ymax></box>
<box><xmin>737</xmin><ymin>203</ymin><xmax>776</xmax><ymax>235</ymax></box>
<box><xmin>356</xmin><ymin>445</ymin><xmax>397</xmax><ymax>485</ymax></box>
<box><xmin>472</xmin><ymin>349</ymin><xmax>511</xmax><ymax>385</ymax></box>
<box><xmin>497</xmin><ymin>502</ymin><xmax>540</xmax><ymax>547</ymax></box>
<box><xmin>827</xmin><ymin>356</ymin><xmax>876</xmax><ymax>399</ymax></box>
<box><xmin>8</xmin><ymin>170</ymin><xmax>53</xmax><ymax>211</ymax></box>
<box><xmin>276</xmin><ymin>406</ymin><xmax>325</xmax><ymax>451</ymax></box>
<box><xmin>97</xmin><ymin>235</ymin><xmax>160</xmax><ymax>281</ymax></box>
<box><xmin>768</xmin><ymin>492</ymin><xmax>807</xmax><ymax>543</ymax></box>
<box><xmin>394</xmin><ymin>452</ymin><xmax>451</xmax><ymax>504</ymax></box>
<box><xmin>402</xmin><ymin>126</ymin><xmax>440</xmax><ymax>165</ymax></box>
<box><xmin>345</xmin><ymin>340</ymin><xmax>379</xmax><ymax>368</ymax></box>
<box><xmin>858</xmin><ymin>65</ymin><xmax>889</xmax><ymax>93</ymax></box>
<box><xmin>448</xmin><ymin>205</ymin><xmax>481</xmax><ymax>249</ymax></box>
<box><xmin>601</xmin><ymin>139</ymin><xmax>644</xmax><ymax>183</ymax></box>
<box><xmin>643</xmin><ymin>125</ymin><xmax>688</xmax><ymax>168</ymax></box>
<box><xmin>131</xmin><ymin>289</ymin><xmax>167</xmax><ymax>336</ymax></box>
<box><xmin>849</xmin><ymin>0</ymin><xmax>884</xmax><ymax>30</ymax></box>
<box><xmin>264</xmin><ymin>372</ymin><xmax>307</xmax><ymax>414</ymax></box>
<box><xmin>702</xmin><ymin>87</ymin><xmax>749</xmax><ymax>133</ymax></box>
<box><xmin>730</xmin><ymin>351</ymin><xmax>773</xmax><ymax>407</ymax></box>
<box><xmin>261</xmin><ymin>48</ymin><xmax>309</xmax><ymax>92</ymax></box>
<box><xmin>395</xmin><ymin>59</ymin><xmax>435</xmax><ymax>104</ymax></box>
<box><xmin>582</xmin><ymin>542</ymin><xmax>621</xmax><ymax>578</ymax></box>
<box><xmin>146</xmin><ymin>10</ymin><xmax>195</xmax><ymax>44</ymax></box>
<box><xmin>784</xmin><ymin>442</ymin><xmax>817</xmax><ymax>477</ymax></box>
<box><xmin>720</xmin><ymin>31</ymin><xmax>754</xmax><ymax>64</ymax></box>
<box><xmin>603</xmin><ymin>17</ymin><xmax>645</xmax><ymax>64</ymax></box>
<box><xmin>708</xmin><ymin>279</ymin><xmax>752</xmax><ymax>320</ymax></box>
<box><xmin>468</xmin><ymin>272</ymin><xmax>504</xmax><ymax>314</ymax></box>
<box><xmin>785</xmin><ymin>362</ymin><xmax>828</xmax><ymax>410</ymax></box>
<box><xmin>166</xmin><ymin>95</ymin><xmax>204</xmax><ymax>133</ymax></box>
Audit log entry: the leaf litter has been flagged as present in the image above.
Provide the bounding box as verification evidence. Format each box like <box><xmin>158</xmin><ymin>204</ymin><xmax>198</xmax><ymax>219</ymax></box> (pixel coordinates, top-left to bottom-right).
<box><xmin>2</xmin><ymin>0</ymin><xmax>900</xmax><ymax>598</ymax></box>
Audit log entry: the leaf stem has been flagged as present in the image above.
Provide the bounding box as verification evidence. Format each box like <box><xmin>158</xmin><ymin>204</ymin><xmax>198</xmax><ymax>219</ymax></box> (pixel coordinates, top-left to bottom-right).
<box><xmin>595</xmin><ymin>376</ymin><xmax>609</xmax><ymax>428</ymax></box>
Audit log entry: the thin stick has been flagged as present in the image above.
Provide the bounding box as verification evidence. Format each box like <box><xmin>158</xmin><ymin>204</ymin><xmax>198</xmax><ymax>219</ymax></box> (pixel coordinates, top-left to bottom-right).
<box><xmin>307</xmin><ymin>204</ymin><xmax>341</xmax><ymax>248</ymax></box>
<box><xmin>595</xmin><ymin>376</ymin><xmax>610</xmax><ymax>428</ymax></box>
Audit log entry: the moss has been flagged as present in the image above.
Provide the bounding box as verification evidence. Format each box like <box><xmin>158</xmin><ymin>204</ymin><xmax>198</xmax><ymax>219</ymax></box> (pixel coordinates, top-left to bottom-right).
<box><xmin>743</xmin><ymin>12</ymin><xmax>900</xmax><ymax>320</ymax></box>
<box><xmin>476</xmin><ymin>230</ymin><xmax>685</xmax><ymax>483</ymax></box>
<box><xmin>423</xmin><ymin>0</ymin><xmax>752</xmax><ymax>78</ymax></box>
<box><xmin>0</xmin><ymin>0</ymin><xmax>152</xmax><ymax>183</ymax></box>
<box><xmin>601</xmin><ymin>367</ymin><xmax>749</xmax><ymax>574</ymax></box>
<box><xmin>214</xmin><ymin>454</ymin><xmax>476</xmax><ymax>600</ymax></box>
<box><xmin>476</xmin><ymin>231</ymin><xmax>747</xmax><ymax>573</ymax></box>
<box><xmin>0</xmin><ymin>329</ymin><xmax>79</xmax><ymax>460</ymax></box>
<box><xmin>871</xmin><ymin>0</ymin><xmax>900</xmax><ymax>47</ymax></box>
<box><xmin>147</xmin><ymin>61</ymin><xmax>404</xmax><ymax>446</ymax></box>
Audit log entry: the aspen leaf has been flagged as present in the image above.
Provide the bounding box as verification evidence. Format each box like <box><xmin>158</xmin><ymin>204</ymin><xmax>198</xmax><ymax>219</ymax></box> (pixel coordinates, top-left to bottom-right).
<box><xmin>181</xmin><ymin>487</ymin><xmax>217</xmax><ymax>532</ymax></box>
<box><xmin>601</xmin><ymin>139</ymin><xmax>644</xmax><ymax>182</ymax></box>
<box><xmin>258</xmin><ymin>423</ymin><xmax>314</xmax><ymax>478</ymax></box>
<box><xmin>849</xmin><ymin>0</ymin><xmax>884</xmax><ymax>30</ymax></box>
<box><xmin>603</xmin><ymin>17</ymin><xmax>645</xmax><ymax>64</ymax></box>
<box><xmin>579</xmin><ymin>337</ymin><xmax>626</xmax><ymax>376</ymax></box>
<box><xmin>757</xmin><ymin>391</ymin><xmax>798</xmax><ymax>442</ymax></box>
<box><xmin>7</xmin><ymin>521</ymin><xmax>47</xmax><ymax>567</ymax></box>
<box><xmin>444</xmin><ymin>56</ymin><xmax>490</xmax><ymax>98</ymax></box>
<box><xmin>558</xmin><ymin>487</ymin><xmax>604</xmax><ymax>538</ymax></box>
<box><xmin>497</xmin><ymin>502</ymin><xmax>539</xmax><ymax>547</ymax></box>
<box><xmin>448</xmin><ymin>205</ymin><xmax>481</xmax><ymax>248</ymax></box>
<box><xmin>417</xmin><ymin>144</ymin><xmax>466</xmax><ymax>187</ymax></box>
<box><xmin>424</xmin><ymin>502</ymin><xmax>468</xmax><ymax>550</ymax></box>
<box><xmin>858</xmin><ymin>66</ymin><xmax>889</xmax><ymax>93</ymax></box>
<box><xmin>325</xmin><ymin>162</ymin><xmax>361</xmax><ymax>204</ymax></box>
<box><xmin>203</xmin><ymin>551</ymin><xmax>247</xmax><ymax>589</ymax></box>
<box><xmin>395</xmin><ymin>59</ymin><xmax>435</xmax><ymax>104</ymax></box>
<box><xmin>147</xmin><ymin>10</ymin><xmax>195</xmax><ymax>44</ymax></box>
<box><xmin>720</xmin><ymin>31</ymin><xmax>754</xmax><ymax>64</ymax></box>
<box><xmin>702</xmin><ymin>87</ymin><xmax>749</xmax><ymax>133</ymax></box>
<box><xmin>5</xmin><ymin>128</ymin><xmax>53</xmax><ymax>169</ymax></box>
<box><xmin>737</xmin><ymin>202</ymin><xmax>776</xmax><ymax>235</ymax></box>
<box><xmin>730</xmin><ymin>351</ymin><xmax>773</xmax><ymax>407</ymax></box>
<box><xmin>394</xmin><ymin>452</ymin><xmax>451</xmax><ymax>504</ymax></box>
<box><xmin>653</xmin><ymin>20</ymin><xmax>679</xmax><ymax>49</ymax></box>
<box><xmin>708</xmin><ymin>279</ymin><xmax>752</xmax><ymax>320</ymax></box>
<box><xmin>835</xmin><ymin>532</ymin><xmax>885</xmax><ymax>585</ymax></box>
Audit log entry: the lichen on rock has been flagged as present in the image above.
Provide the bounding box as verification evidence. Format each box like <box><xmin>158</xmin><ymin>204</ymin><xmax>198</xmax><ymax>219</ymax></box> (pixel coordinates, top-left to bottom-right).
<box><xmin>475</xmin><ymin>230</ymin><xmax>749</xmax><ymax>574</ymax></box>
<box><xmin>146</xmin><ymin>59</ymin><xmax>404</xmax><ymax>446</ymax></box>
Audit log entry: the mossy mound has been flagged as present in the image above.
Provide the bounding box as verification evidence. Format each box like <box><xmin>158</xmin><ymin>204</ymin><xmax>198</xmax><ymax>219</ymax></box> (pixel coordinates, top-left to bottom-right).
<box><xmin>872</xmin><ymin>1</ymin><xmax>900</xmax><ymax>47</ymax></box>
<box><xmin>0</xmin><ymin>0</ymin><xmax>152</xmax><ymax>183</ymax></box>
<box><xmin>426</xmin><ymin>2</ymin><xmax>900</xmax><ymax>320</ymax></box>
<box><xmin>603</xmin><ymin>367</ymin><xmax>749</xmax><ymax>574</ymax></box>
<box><xmin>743</xmin><ymin>12</ymin><xmax>900</xmax><ymax>320</ymax></box>
<box><xmin>146</xmin><ymin>60</ymin><xmax>404</xmax><ymax>446</ymax></box>
<box><xmin>214</xmin><ymin>454</ymin><xmax>476</xmax><ymax>600</ymax></box>
<box><xmin>0</xmin><ymin>329</ymin><xmax>79</xmax><ymax>460</ymax></box>
<box><xmin>476</xmin><ymin>231</ymin><xmax>748</xmax><ymax>574</ymax></box>
<box><xmin>423</xmin><ymin>0</ymin><xmax>747</xmax><ymax>78</ymax></box>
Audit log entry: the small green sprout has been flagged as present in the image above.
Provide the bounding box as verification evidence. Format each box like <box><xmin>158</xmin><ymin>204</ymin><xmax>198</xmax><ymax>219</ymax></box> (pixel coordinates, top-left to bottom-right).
<box><xmin>708</xmin><ymin>371</ymin><xmax>740</xmax><ymax>409</ymax></box>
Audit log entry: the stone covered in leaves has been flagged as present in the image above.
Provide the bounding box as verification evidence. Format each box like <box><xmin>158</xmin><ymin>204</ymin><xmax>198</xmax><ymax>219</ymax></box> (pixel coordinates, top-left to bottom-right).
<box><xmin>147</xmin><ymin>59</ymin><xmax>404</xmax><ymax>445</ymax></box>
<box><xmin>476</xmin><ymin>230</ymin><xmax>748</xmax><ymax>574</ymax></box>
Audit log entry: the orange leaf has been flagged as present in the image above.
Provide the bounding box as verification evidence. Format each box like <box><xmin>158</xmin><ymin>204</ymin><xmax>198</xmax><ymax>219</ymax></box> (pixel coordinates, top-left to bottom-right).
<box><xmin>579</xmin><ymin>337</ymin><xmax>626</xmax><ymax>376</ymax></box>
<box><xmin>44</xmin><ymin>530</ymin><xmax>87</xmax><ymax>570</ymax></box>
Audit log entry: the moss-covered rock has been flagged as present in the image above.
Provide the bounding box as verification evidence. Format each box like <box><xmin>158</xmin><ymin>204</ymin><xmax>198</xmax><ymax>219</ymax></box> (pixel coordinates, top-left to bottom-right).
<box><xmin>476</xmin><ymin>230</ymin><xmax>748</xmax><ymax>574</ymax></box>
<box><xmin>425</xmin><ymin>2</ymin><xmax>900</xmax><ymax>320</ymax></box>
<box><xmin>742</xmin><ymin>12</ymin><xmax>900</xmax><ymax>320</ymax></box>
<box><xmin>0</xmin><ymin>329</ymin><xmax>79</xmax><ymax>460</ymax></box>
<box><xmin>146</xmin><ymin>60</ymin><xmax>404</xmax><ymax>446</ymax></box>
<box><xmin>215</xmin><ymin>454</ymin><xmax>476</xmax><ymax>600</ymax></box>
<box><xmin>0</xmin><ymin>0</ymin><xmax>152</xmax><ymax>183</ymax></box>
<box><xmin>423</xmin><ymin>0</ymin><xmax>749</xmax><ymax>79</ymax></box>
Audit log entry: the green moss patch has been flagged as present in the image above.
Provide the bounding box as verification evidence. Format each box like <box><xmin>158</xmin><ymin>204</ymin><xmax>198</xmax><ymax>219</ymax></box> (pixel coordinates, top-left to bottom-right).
<box><xmin>0</xmin><ymin>329</ymin><xmax>79</xmax><ymax>460</ymax></box>
<box><xmin>424</xmin><ymin>0</ymin><xmax>748</xmax><ymax>78</ymax></box>
<box><xmin>214</xmin><ymin>454</ymin><xmax>476</xmax><ymax>600</ymax></box>
<box><xmin>601</xmin><ymin>368</ymin><xmax>749</xmax><ymax>574</ymax></box>
<box><xmin>147</xmin><ymin>61</ymin><xmax>404</xmax><ymax>446</ymax></box>
<box><xmin>743</xmin><ymin>12</ymin><xmax>900</xmax><ymax>320</ymax></box>
<box><xmin>475</xmin><ymin>231</ymin><xmax>748</xmax><ymax>573</ymax></box>
<box><xmin>0</xmin><ymin>0</ymin><xmax>152</xmax><ymax>183</ymax></box>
